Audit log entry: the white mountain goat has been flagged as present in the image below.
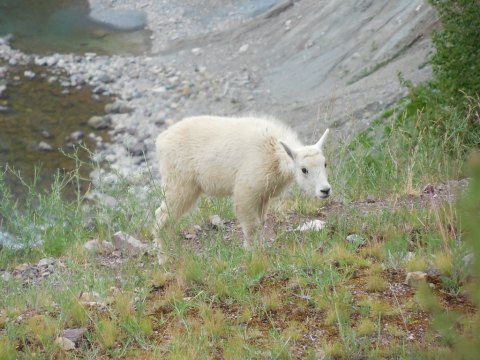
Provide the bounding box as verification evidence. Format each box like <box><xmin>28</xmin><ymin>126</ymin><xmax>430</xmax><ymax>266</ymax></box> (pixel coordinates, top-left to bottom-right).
<box><xmin>153</xmin><ymin>115</ymin><xmax>331</xmax><ymax>249</ymax></box>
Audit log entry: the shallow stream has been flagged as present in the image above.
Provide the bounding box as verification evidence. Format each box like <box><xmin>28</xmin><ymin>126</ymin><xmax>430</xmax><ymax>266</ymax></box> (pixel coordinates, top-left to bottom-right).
<box><xmin>0</xmin><ymin>63</ymin><xmax>110</xmax><ymax>198</ymax></box>
<box><xmin>0</xmin><ymin>0</ymin><xmax>150</xmax><ymax>55</ymax></box>
<box><xmin>0</xmin><ymin>0</ymin><xmax>152</xmax><ymax>199</ymax></box>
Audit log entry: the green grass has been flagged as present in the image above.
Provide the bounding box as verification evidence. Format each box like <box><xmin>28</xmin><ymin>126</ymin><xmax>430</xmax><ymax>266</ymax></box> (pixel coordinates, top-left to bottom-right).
<box><xmin>0</xmin><ymin>98</ymin><xmax>479</xmax><ymax>358</ymax></box>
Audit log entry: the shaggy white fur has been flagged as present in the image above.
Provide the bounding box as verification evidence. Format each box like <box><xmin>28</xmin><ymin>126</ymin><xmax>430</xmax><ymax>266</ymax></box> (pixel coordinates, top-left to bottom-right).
<box><xmin>154</xmin><ymin>115</ymin><xmax>330</xmax><ymax>249</ymax></box>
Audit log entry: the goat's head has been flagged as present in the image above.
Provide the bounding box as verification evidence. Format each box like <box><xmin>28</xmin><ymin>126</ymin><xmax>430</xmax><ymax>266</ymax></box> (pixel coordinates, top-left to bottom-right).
<box><xmin>279</xmin><ymin>129</ymin><xmax>331</xmax><ymax>199</ymax></box>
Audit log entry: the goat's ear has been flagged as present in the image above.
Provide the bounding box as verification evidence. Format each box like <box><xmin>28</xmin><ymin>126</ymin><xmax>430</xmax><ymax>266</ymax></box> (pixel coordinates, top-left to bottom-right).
<box><xmin>315</xmin><ymin>129</ymin><xmax>330</xmax><ymax>148</ymax></box>
<box><xmin>279</xmin><ymin>140</ymin><xmax>296</xmax><ymax>160</ymax></box>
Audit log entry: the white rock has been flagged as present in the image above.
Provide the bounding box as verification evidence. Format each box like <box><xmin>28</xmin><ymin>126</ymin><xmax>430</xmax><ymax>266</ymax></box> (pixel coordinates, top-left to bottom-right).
<box><xmin>209</xmin><ymin>215</ymin><xmax>224</xmax><ymax>229</ymax></box>
<box><xmin>113</xmin><ymin>231</ymin><xmax>147</xmax><ymax>256</ymax></box>
<box><xmin>84</xmin><ymin>239</ymin><xmax>101</xmax><ymax>252</ymax></box>
<box><xmin>38</xmin><ymin>141</ymin><xmax>53</xmax><ymax>152</ymax></box>
<box><xmin>463</xmin><ymin>253</ymin><xmax>474</xmax><ymax>267</ymax></box>
<box><xmin>296</xmin><ymin>220</ymin><xmax>326</xmax><ymax>232</ymax></box>
<box><xmin>55</xmin><ymin>336</ymin><xmax>76</xmax><ymax>351</ymax></box>
<box><xmin>191</xmin><ymin>47</ymin><xmax>203</xmax><ymax>56</ymax></box>
<box><xmin>83</xmin><ymin>239</ymin><xmax>115</xmax><ymax>254</ymax></box>
<box><xmin>238</xmin><ymin>44</ymin><xmax>249</xmax><ymax>54</ymax></box>
<box><xmin>60</xmin><ymin>328</ymin><xmax>87</xmax><ymax>343</ymax></box>
<box><xmin>24</xmin><ymin>70</ymin><xmax>36</xmax><ymax>79</ymax></box>
<box><xmin>152</xmin><ymin>86</ymin><xmax>167</xmax><ymax>93</ymax></box>
<box><xmin>285</xmin><ymin>19</ymin><xmax>292</xmax><ymax>31</ymax></box>
<box><xmin>346</xmin><ymin>234</ymin><xmax>365</xmax><ymax>244</ymax></box>
<box><xmin>1</xmin><ymin>271</ymin><xmax>12</xmax><ymax>281</ymax></box>
<box><xmin>37</xmin><ymin>258</ymin><xmax>55</xmax><ymax>267</ymax></box>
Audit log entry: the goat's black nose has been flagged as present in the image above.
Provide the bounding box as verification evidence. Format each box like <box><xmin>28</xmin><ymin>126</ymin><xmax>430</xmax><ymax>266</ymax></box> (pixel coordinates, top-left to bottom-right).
<box><xmin>321</xmin><ymin>188</ymin><xmax>331</xmax><ymax>195</ymax></box>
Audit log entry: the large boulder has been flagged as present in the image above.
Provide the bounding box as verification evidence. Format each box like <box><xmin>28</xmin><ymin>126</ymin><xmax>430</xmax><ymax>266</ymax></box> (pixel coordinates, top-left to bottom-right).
<box><xmin>89</xmin><ymin>8</ymin><xmax>147</xmax><ymax>31</ymax></box>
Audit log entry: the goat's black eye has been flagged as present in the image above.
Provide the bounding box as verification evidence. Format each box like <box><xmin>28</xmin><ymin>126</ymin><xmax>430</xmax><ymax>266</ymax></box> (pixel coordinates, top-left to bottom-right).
<box><xmin>325</xmin><ymin>162</ymin><xmax>327</xmax><ymax>168</ymax></box>
<box><xmin>302</xmin><ymin>167</ymin><xmax>308</xmax><ymax>174</ymax></box>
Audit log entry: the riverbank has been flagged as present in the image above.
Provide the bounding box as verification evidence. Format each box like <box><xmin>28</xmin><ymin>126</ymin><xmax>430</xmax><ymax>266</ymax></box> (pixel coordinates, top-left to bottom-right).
<box><xmin>1</xmin><ymin>0</ymin><xmax>437</xmax><ymax>198</ymax></box>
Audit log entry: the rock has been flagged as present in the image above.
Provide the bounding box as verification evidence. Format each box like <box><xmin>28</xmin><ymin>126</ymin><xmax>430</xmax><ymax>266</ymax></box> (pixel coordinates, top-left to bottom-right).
<box><xmin>37</xmin><ymin>258</ymin><xmax>55</xmax><ymax>267</ymax></box>
<box><xmin>41</xmin><ymin>130</ymin><xmax>53</xmax><ymax>139</ymax></box>
<box><xmin>181</xmin><ymin>85</ymin><xmax>191</xmax><ymax>96</ymax></box>
<box><xmin>0</xmin><ymin>230</ymin><xmax>18</xmax><ymax>249</ymax></box>
<box><xmin>89</xmin><ymin>8</ymin><xmax>147</xmax><ymax>31</ymax></box>
<box><xmin>346</xmin><ymin>234</ymin><xmax>365</xmax><ymax>245</ymax></box>
<box><xmin>84</xmin><ymin>239</ymin><xmax>101</xmax><ymax>252</ymax></box>
<box><xmin>296</xmin><ymin>220</ymin><xmax>326</xmax><ymax>232</ymax></box>
<box><xmin>366</xmin><ymin>195</ymin><xmax>376</xmax><ymax>203</ymax></box>
<box><xmin>127</xmin><ymin>142</ymin><xmax>147</xmax><ymax>157</ymax></box>
<box><xmin>285</xmin><ymin>19</ymin><xmax>292</xmax><ymax>31</ymax></box>
<box><xmin>404</xmin><ymin>251</ymin><xmax>415</xmax><ymax>261</ymax></box>
<box><xmin>87</xmin><ymin>115</ymin><xmax>111</xmax><ymax>130</ymax></box>
<box><xmin>426</xmin><ymin>267</ymin><xmax>440</xmax><ymax>277</ymax></box>
<box><xmin>98</xmin><ymin>74</ymin><xmax>114</xmax><ymax>84</ymax></box>
<box><xmin>55</xmin><ymin>336</ymin><xmax>76</xmax><ymax>351</ymax></box>
<box><xmin>105</xmin><ymin>101</ymin><xmax>132</xmax><ymax>114</ymax></box>
<box><xmin>423</xmin><ymin>184</ymin><xmax>435</xmax><ymax>194</ymax></box>
<box><xmin>69</xmin><ymin>131</ymin><xmax>84</xmax><ymax>141</ymax></box>
<box><xmin>305</xmin><ymin>39</ymin><xmax>315</xmax><ymax>48</ymax></box>
<box><xmin>113</xmin><ymin>231</ymin><xmax>147</xmax><ymax>256</ymax></box>
<box><xmin>463</xmin><ymin>253</ymin><xmax>474</xmax><ymax>267</ymax></box>
<box><xmin>46</xmin><ymin>56</ymin><xmax>58</xmax><ymax>67</ymax></box>
<box><xmin>1</xmin><ymin>271</ymin><xmax>12</xmax><ymax>281</ymax></box>
<box><xmin>60</xmin><ymin>328</ymin><xmax>87</xmax><ymax>344</ymax></box>
<box><xmin>404</xmin><ymin>271</ymin><xmax>427</xmax><ymax>287</ymax></box>
<box><xmin>83</xmin><ymin>239</ymin><xmax>115</xmax><ymax>254</ymax></box>
<box><xmin>0</xmin><ymin>105</ymin><xmax>10</xmax><ymax>114</ymax></box>
<box><xmin>92</xmin><ymin>85</ymin><xmax>106</xmax><ymax>94</ymax></box>
<box><xmin>152</xmin><ymin>86</ymin><xmax>167</xmax><ymax>94</ymax></box>
<box><xmin>78</xmin><ymin>291</ymin><xmax>106</xmax><ymax>308</ymax></box>
<box><xmin>209</xmin><ymin>215</ymin><xmax>224</xmax><ymax>229</ymax></box>
<box><xmin>238</xmin><ymin>44</ymin><xmax>249</xmax><ymax>54</ymax></box>
<box><xmin>38</xmin><ymin>141</ymin><xmax>54</xmax><ymax>152</ymax></box>
<box><xmin>0</xmin><ymin>231</ymin><xmax>43</xmax><ymax>251</ymax></box>
<box><xmin>191</xmin><ymin>47</ymin><xmax>203</xmax><ymax>56</ymax></box>
<box><xmin>24</xmin><ymin>70</ymin><xmax>36</xmax><ymax>79</ymax></box>
<box><xmin>15</xmin><ymin>263</ymin><xmax>30</xmax><ymax>272</ymax></box>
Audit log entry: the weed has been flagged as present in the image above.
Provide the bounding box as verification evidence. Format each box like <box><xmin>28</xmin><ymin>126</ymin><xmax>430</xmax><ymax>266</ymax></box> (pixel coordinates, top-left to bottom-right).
<box><xmin>405</xmin><ymin>256</ymin><xmax>429</xmax><ymax>272</ymax></box>
<box><xmin>365</xmin><ymin>274</ymin><xmax>388</xmax><ymax>292</ymax></box>
<box><xmin>25</xmin><ymin>314</ymin><xmax>57</xmax><ymax>346</ymax></box>
<box><xmin>199</xmin><ymin>305</ymin><xmax>230</xmax><ymax>340</ymax></box>
<box><xmin>245</xmin><ymin>253</ymin><xmax>270</xmax><ymax>280</ymax></box>
<box><xmin>261</xmin><ymin>290</ymin><xmax>282</xmax><ymax>312</ymax></box>
<box><xmin>113</xmin><ymin>292</ymin><xmax>135</xmax><ymax>321</ymax></box>
<box><xmin>0</xmin><ymin>336</ymin><xmax>17</xmax><ymax>360</ymax></box>
<box><xmin>356</xmin><ymin>318</ymin><xmax>376</xmax><ymax>336</ymax></box>
<box><xmin>95</xmin><ymin>318</ymin><xmax>121</xmax><ymax>350</ymax></box>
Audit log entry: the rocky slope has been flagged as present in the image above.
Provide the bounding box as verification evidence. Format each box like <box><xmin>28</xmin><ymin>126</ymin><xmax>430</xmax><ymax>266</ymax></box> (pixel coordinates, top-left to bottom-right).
<box><xmin>0</xmin><ymin>0</ymin><xmax>438</xmax><ymax>192</ymax></box>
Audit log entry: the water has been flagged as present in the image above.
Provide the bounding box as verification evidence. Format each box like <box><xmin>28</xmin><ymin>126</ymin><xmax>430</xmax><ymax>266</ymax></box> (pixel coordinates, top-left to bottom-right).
<box><xmin>0</xmin><ymin>0</ymin><xmax>150</xmax><ymax>55</ymax></box>
<box><xmin>0</xmin><ymin>0</ymin><xmax>149</xmax><ymax>199</ymax></box>
<box><xmin>0</xmin><ymin>63</ymin><xmax>110</xmax><ymax>199</ymax></box>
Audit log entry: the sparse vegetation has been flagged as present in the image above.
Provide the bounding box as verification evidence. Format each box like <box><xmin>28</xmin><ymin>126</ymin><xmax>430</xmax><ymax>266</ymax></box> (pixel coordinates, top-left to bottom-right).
<box><xmin>0</xmin><ymin>133</ymin><xmax>478</xmax><ymax>358</ymax></box>
<box><xmin>0</xmin><ymin>3</ymin><xmax>479</xmax><ymax>357</ymax></box>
